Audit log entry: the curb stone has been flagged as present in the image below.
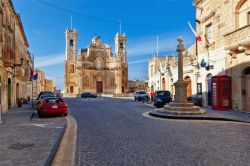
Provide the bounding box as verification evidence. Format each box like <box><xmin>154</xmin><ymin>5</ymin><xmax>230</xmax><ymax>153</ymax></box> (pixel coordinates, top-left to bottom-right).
<box><xmin>44</xmin><ymin>118</ymin><xmax>67</xmax><ymax>166</ymax></box>
<box><xmin>149</xmin><ymin>111</ymin><xmax>250</xmax><ymax>124</ymax></box>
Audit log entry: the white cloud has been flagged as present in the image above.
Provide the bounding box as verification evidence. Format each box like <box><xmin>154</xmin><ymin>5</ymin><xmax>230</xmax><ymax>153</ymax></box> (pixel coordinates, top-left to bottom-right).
<box><xmin>128</xmin><ymin>58</ymin><xmax>149</xmax><ymax>65</ymax></box>
<box><xmin>35</xmin><ymin>53</ymin><xmax>65</xmax><ymax>68</ymax></box>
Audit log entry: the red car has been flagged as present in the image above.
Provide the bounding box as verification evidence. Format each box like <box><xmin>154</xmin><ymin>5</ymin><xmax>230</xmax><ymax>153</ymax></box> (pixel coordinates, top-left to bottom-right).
<box><xmin>37</xmin><ymin>97</ymin><xmax>68</xmax><ymax>117</ymax></box>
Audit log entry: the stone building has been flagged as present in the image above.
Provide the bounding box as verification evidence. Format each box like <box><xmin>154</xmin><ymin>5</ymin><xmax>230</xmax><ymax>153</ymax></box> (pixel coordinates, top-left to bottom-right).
<box><xmin>192</xmin><ymin>0</ymin><xmax>250</xmax><ymax>111</ymax></box>
<box><xmin>64</xmin><ymin>28</ymin><xmax>128</xmax><ymax>96</ymax></box>
<box><xmin>148</xmin><ymin>56</ymin><xmax>177</xmax><ymax>94</ymax></box>
<box><xmin>128</xmin><ymin>80</ymin><xmax>148</xmax><ymax>93</ymax></box>
<box><xmin>44</xmin><ymin>79</ymin><xmax>55</xmax><ymax>92</ymax></box>
<box><xmin>0</xmin><ymin>0</ymin><xmax>33</xmax><ymax>113</ymax></box>
<box><xmin>33</xmin><ymin>69</ymin><xmax>45</xmax><ymax>97</ymax></box>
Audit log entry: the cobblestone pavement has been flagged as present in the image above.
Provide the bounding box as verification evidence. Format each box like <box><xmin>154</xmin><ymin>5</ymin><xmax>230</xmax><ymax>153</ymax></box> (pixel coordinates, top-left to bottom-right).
<box><xmin>66</xmin><ymin>97</ymin><xmax>250</xmax><ymax>166</ymax></box>
<box><xmin>0</xmin><ymin>104</ymin><xmax>66</xmax><ymax>166</ymax></box>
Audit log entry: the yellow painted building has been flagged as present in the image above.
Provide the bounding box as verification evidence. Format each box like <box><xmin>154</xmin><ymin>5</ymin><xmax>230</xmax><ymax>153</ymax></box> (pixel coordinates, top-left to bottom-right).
<box><xmin>0</xmin><ymin>0</ymin><xmax>33</xmax><ymax>112</ymax></box>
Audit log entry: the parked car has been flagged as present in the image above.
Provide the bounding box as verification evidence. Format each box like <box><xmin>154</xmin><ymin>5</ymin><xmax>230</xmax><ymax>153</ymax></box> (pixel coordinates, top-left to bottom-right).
<box><xmin>81</xmin><ymin>92</ymin><xmax>97</xmax><ymax>98</ymax></box>
<box><xmin>37</xmin><ymin>97</ymin><xmax>68</xmax><ymax>117</ymax></box>
<box><xmin>134</xmin><ymin>91</ymin><xmax>149</xmax><ymax>102</ymax></box>
<box><xmin>187</xmin><ymin>96</ymin><xmax>202</xmax><ymax>106</ymax></box>
<box><xmin>37</xmin><ymin>91</ymin><xmax>54</xmax><ymax>100</ymax></box>
<box><xmin>37</xmin><ymin>94</ymin><xmax>56</xmax><ymax>106</ymax></box>
<box><xmin>154</xmin><ymin>90</ymin><xmax>172</xmax><ymax>108</ymax></box>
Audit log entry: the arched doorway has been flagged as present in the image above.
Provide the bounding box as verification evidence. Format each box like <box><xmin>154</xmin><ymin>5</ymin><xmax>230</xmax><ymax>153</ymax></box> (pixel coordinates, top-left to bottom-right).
<box><xmin>162</xmin><ymin>78</ymin><xmax>166</xmax><ymax>90</ymax></box>
<box><xmin>7</xmin><ymin>78</ymin><xmax>11</xmax><ymax>109</ymax></box>
<box><xmin>16</xmin><ymin>83</ymin><xmax>19</xmax><ymax>99</ymax></box>
<box><xmin>185</xmin><ymin>76</ymin><xmax>192</xmax><ymax>97</ymax></box>
<box><xmin>206</xmin><ymin>74</ymin><xmax>212</xmax><ymax>106</ymax></box>
<box><xmin>242</xmin><ymin>67</ymin><xmax>250</xmax><ymax>111</ymax></box>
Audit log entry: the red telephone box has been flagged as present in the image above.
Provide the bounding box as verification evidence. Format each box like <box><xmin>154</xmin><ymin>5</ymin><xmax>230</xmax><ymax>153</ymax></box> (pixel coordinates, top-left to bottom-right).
<box><xmin>211</xmin><ymin>75</ymin><xmax>231</xmax><ymax>111</ymax></box>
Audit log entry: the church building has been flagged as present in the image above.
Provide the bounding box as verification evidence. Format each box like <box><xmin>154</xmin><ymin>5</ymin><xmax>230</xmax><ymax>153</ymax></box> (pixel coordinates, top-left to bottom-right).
<box><xmin>64</xmin><ymin>28</ymin><xmax>128</xmax><ymax>96</ymax></box>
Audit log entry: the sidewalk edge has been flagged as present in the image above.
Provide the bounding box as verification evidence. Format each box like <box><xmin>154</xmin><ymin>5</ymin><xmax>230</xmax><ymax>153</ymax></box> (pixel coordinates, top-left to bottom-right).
<box><xmin>44</xmin><ymin>118</ymin><xmax>67</xmax><ymax>166</ymax></box>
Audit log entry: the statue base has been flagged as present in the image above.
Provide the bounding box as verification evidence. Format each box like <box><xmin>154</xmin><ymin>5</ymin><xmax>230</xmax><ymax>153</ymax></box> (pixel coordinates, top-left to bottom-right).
<box><xmin>164</xmin><ymin>102</ymin><xmax>205</xmax><ymax>115</ymax></box>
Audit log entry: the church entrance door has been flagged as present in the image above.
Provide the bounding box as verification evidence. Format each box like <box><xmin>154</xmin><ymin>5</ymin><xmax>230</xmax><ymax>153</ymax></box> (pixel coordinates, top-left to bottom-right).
<box><xmin>96</xmin><ymin>81</ymin><xmax>103</xmax><ymax>93</ymax></box>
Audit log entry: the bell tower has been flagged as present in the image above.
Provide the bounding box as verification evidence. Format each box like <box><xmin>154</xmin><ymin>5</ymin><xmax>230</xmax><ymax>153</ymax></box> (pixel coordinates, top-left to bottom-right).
<box><xmin>115</xmin><ymin>32</ymin><xmax>127</xmax><ymax>62</ymax></box>
<box><xmin>65</xmin><ymin>28</ymin><xmax>78</xmax><ymax>61</ymax></box>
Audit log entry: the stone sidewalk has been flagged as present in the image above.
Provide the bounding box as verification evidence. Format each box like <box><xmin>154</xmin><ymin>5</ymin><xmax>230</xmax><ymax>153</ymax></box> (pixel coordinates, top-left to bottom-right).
<box><xmin>0</xmin><ymin>103</ymin><xmax>66</xmax><ymax>166</ymax></box>
<box><xmin>150</xmin><ymin>107</ymin><xmax>250</xmax><ymax>123</ymax></box>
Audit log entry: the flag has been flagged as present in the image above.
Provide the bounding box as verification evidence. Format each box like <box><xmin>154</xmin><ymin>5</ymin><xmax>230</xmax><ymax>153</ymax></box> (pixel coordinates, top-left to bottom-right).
<box><xmin>30</xmin><ymin>68</ymin><xmax>34</xmax><ymax>80</ymax></box>
<box><xmin>188</xmin><ymin>22</ymin><xmax>202</xmax><ymax>41</ymax></box>
<box><xmin>33</xmin><ymin>73</ymin><xmax>38</xmax><ymax>80</ymax></box>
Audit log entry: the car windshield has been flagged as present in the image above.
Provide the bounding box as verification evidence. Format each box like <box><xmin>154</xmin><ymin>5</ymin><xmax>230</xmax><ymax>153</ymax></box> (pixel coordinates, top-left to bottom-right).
<box><xmin>138</xmin><ymin>91</ymin><xmax>146</xmax><ymax>94</ymax></box>
<box><xmin>156</xmin><ymin>91</ymin><xmax>170</xmax><ymax>96</ymax></box>
<box><xmin>46</xmin><ymin>98</ymin><xmax>64</xmax><ymax>103</ymax></box>
<box><xmin>40</xmin><ymin>95</ymin><xmax>55</xmax><ymax>99</ymax></box>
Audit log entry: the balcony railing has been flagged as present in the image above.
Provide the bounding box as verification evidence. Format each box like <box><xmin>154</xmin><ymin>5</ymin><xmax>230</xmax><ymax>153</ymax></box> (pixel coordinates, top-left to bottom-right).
<box><xmin>2</xmin><ymin>45</ymin><xmax>14</xmax><ymax>67</ymax></box>
<box><xmin>16</xmin><ymin>67</ymin><xmax>30</xmax><ymax>82</ymax></box>
<box><xmin>224</xmin><ymin>24</ymin><xmax>250</xmax><ymax>46</ymax></box>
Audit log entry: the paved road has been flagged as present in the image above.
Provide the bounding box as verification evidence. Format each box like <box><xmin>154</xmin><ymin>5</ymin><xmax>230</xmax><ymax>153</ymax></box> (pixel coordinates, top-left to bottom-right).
<box><xmin>65</xmin><ymin>97</ymin><xmax>250</xmax><ymax>166</ymax></box>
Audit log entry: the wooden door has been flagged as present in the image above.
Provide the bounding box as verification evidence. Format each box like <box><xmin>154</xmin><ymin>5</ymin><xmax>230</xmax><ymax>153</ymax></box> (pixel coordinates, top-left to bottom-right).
<box><xmin>245</xmin><ymin>75</ymin><xmax>250</xmax><ymax>111</ymax></box>
<box><xmin>186</xmin><ymin>77</ymin><xmax>192</xmax><ymax>97</ymax></box>
<box><xmin>70</xmin><ymin>86</ymin><xmax>73</xmax><ymax>93</ymax></box>
<box><xmin>96</xmin><ymin>81</ymin><xmax>103</xmax><ymax>93</ymax></box>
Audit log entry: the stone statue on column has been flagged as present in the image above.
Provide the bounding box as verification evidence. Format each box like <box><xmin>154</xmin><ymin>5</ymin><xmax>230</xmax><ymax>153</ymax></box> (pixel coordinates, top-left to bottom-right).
<box><xmin>164</xmin><ymin>37</ymin><xmax>205</xmax><ymax>115</ymax></box>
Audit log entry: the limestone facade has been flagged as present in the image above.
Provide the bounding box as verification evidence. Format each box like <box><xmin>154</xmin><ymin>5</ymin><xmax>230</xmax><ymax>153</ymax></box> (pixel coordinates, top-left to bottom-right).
<box><xmin>0</xmin><ymin>0</ymin><xmax>33</xmax><ymax>113</ymax></box>
<box><xmin>33</xmin><ymin>69</ymin><xmax>45</xmax><ymax>97</ymax></box>
<box><xmin>44</xmin><ymin>79</ymin><xmax>55</xmax><ymax>92</ymax></box>
<box><xmin>128</xmin><ymin>80</ymin><xmax>148</xmax><ymax>93</ymax></box>
<box><xmin>148</xmin><ymin>0</ymin><xmax>250</xmax><ymax>112</ymax></box>
<box><xmin>64</xmin><ymin>28</ymin><xmax>128</xmax><ymax>96</ymax></box>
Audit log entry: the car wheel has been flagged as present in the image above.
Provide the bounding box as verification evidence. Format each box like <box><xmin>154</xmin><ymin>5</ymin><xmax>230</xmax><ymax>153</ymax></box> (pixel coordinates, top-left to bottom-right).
<box><xmin>64</xmin><ymin>113</ymin><xmax>68</xmax><ymax>116</ymax></box>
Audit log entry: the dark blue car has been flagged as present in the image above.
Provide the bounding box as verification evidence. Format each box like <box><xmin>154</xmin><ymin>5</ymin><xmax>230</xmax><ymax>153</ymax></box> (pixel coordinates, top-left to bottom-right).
<box><xmin>154</xmin><ymin>90</ymin><xmax>172</xmax><ymax>108</ymax></box>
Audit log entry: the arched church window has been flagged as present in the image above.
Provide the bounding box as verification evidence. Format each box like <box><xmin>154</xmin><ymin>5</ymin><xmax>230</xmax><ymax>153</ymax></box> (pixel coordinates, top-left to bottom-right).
<box><xmin>69</xmin><ymin>64</ymin><xmax>75</xmax><ymax>73</ymax></box>
<box><xmin>70</xmin><ymin>39</ymin><xmax>74</xmax><ymax>48</ymax></box>
<box><xmin>120</xmin><ymin>43</ymin><xmax>124</xmax><ymax>49</ymax></box>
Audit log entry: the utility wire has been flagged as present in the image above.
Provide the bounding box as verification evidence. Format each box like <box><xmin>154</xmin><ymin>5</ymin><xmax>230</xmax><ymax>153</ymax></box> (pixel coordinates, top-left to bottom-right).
<box><xmin>34</xmin><ymin>0</ymin><xmax>177</xmax><ymax>29</ymax></box>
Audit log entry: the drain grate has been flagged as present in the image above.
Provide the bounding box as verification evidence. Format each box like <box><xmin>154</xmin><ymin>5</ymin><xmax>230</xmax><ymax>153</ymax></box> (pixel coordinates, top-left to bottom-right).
<box><xmin>8</xmin><ymin>142</ymin><xmax>35</xmax><ymax>150</ymax></box>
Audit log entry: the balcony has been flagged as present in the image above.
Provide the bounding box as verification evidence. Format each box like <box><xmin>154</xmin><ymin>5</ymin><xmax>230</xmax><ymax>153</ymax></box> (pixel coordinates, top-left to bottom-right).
<box><xmin>224</xmin><ymin>24</ymin><xmax>250</xmax><ymax>51</ymax></box>
<box><xmin>16</xmin><ymin>67</ymin><xmax>29</xmax><ymax>82</ymax></box>
<box><xmin>2</xmin><ymin>45</ymin><xmax>14</xmax><ymax>67</ymax></box>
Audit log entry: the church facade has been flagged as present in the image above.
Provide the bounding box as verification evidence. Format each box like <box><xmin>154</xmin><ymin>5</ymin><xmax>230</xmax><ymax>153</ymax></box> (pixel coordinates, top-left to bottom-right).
<box><xmin>64</xmin><ymin>28</ymin><xmax>128</xmax><ymax>96</ymax></box>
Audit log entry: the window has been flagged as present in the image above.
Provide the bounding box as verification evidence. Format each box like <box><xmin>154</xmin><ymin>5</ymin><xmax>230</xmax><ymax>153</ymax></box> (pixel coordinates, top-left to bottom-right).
<box><xmin>248</xmin><ymin>12</ymin><xmax>250</xmax><ymax>25</ymax></box>
<box><xmin>69</xmin><ymin>65</ymin><xmax>74</xmax><ymax>73</ymax></box>
<box><xmin>197</xmin><ymin>83</ymin><xmax>202</xmax><ymax>95</ymax></box>
<box><xmin>120</xmin><ymin>43</ymin><xmax>124</xmax><ymax>49</ymax></box>
<box><xmin>70</xmin><ymin>39</ymin><xmax>74</xmax><ymax>48</ymax></box>
<box><xmin>205</xmin><ymin>23</ymin><xmax>213</xmax><ymax>44</ymax></box>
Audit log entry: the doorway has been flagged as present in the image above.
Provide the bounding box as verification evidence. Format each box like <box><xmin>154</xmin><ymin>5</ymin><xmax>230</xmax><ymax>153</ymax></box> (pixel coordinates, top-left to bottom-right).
<box><xmin>96</xmin><ymin>81</ymin><xmax>103</xmax><ymax>93</ymax></box>
<box><xmin>243</xmin><ymin>68</ymin><xmax>250</xmax><ymax>111</ymax></box>
<box><xmin>185</xmin><ymin>76</ymin><xmax>192</xmax><ymax>97</ymax></box>
<box><xmin>70</xmin><ymin>86</ymin><xmax>74</xmax><ymax>93</ymax></box>
<box><xmin>16</xmin><ymin>83</ymin><xmax>19</xmax><ymax>99</ymax></box>
<box><xmin>8</xmin><ymin>78</ymin><xmax>11</xmax><ymax>109</ymax></box>
<box><xmin>162</xmin><ymin>78</ymin><xmax>166</xmax><ymax>90</ymax></box>
<box><xmin>206</xmin><ymin>74</ymin><xmax>212</xmax><ymax>106</ymax></box>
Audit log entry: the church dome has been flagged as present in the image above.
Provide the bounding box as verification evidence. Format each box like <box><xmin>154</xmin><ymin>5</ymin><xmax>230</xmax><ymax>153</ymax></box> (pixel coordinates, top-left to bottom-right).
<box><xmin>92</xmin><ymin>35</ymin><xmax>103</xmax><ymax>47</ymax></box>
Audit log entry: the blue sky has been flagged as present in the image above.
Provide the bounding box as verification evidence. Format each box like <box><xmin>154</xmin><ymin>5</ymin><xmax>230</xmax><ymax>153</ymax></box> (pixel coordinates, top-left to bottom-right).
<box><xmin>13</xmin><ymin>0</ymin><xmax>196</xmax><ymax>90</ymax></box>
